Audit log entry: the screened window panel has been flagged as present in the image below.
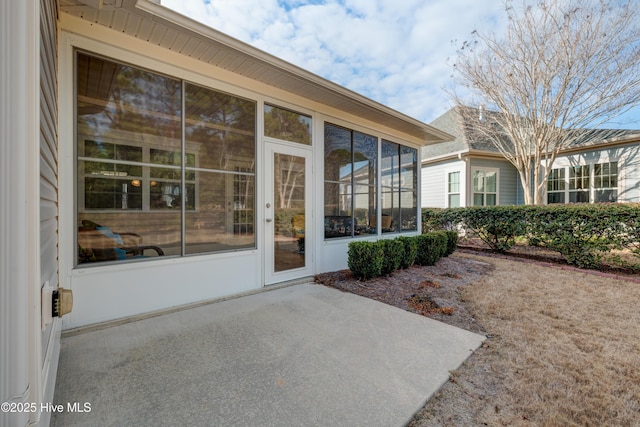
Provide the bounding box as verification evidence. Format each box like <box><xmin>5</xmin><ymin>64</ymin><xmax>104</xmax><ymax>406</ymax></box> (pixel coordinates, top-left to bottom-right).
<box><xmin>381</xmin><ymin>141</ymin><xmax>399</xmax><ymax>233</ymax></box>
<box><xmin>264</xmin><ymin>104</ymin><xmax>311</xmax><ymax>145</ymax></box>
<box><xmin>76</xmin><ymin>53</ymin><xmax>257</xmax><ymax>265</ymax></box>
<box><xmin>324</xmin><ymin>124</ymin><xmax>352</xmax><ymax>182</ymax></box>
<box><xmin>185</xmin><ymin>83</ymin><xmax>256</xmax><ymax>173</ymax></box>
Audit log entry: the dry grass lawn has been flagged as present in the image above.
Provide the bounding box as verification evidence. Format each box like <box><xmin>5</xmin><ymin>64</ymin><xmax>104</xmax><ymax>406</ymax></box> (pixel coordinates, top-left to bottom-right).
<box><xmin>412</xmin><ymin>254</ymin><xmax>640</xmax><ymax>426</ymax></box>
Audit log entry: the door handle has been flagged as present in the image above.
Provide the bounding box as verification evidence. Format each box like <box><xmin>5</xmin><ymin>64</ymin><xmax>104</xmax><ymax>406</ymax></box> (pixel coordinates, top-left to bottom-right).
<box><xmin>266</xmin><ymin>218</ymin><xmax>273</xmax><ymax>222</ymax></box>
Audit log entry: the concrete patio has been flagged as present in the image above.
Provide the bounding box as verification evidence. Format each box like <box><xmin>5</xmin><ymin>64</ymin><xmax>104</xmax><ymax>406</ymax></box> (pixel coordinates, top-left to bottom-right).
<box><xmin>52</xmin><ymin>283</ymin><xmax>485</xmax><ymax>426</ymax></box>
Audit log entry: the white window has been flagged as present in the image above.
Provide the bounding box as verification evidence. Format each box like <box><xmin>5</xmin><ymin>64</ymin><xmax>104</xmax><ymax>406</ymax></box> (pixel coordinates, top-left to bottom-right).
<box><xmin>594</xmin><ymin>161</ymin><xmax>618</xmax><ymax>202</ymax></box>
<box><xmin>569</xmin><ymin>165</ymin><xmax>590</xmax><ymax>203</ymax></box>
<box><xmin>546</xmin><ymin>161</ymin><xmax>618</xmax><ymax>204</ymax></box>
<box><xmin>547</xmin><ymin>168</ymin><xmax>566</xmax><ymax>204</ymax></box>
<box><xmin>472</xmin><ymin>168</ymin><xmax>498</xmax><ymax>206</ymax></box>
<box><xmin>447</xmin><ymin>171</ymin><xmax>461</xmax><ymax>207</ymax></box>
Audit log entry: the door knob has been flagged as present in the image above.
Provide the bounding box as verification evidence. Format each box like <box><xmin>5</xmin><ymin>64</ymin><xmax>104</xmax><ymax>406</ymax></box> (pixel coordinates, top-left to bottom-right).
<box><xmin>266</xmin><ymin>218</ymin><xmax>273</xmax><ymax>222</ymax></box>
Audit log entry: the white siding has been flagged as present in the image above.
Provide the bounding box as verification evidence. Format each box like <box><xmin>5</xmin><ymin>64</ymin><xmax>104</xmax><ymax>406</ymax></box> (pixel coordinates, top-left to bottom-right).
<box><xmin>421</xmin><ymin>159</ymin><xmax>465</xmax><ymax>208</ymax></box>
<box><xmin>40</xmin><ymin>1</ymin><xmax>62</xmax><ymax>423</ymax></box>
<box><xmin>551</xmin><ymin>145</ymin><xmax>640</xmax><ymax>203</ymax></box>
<box><xmin>469</xmin><ymin>158</ymin><xmax>520</xmax><ymax>205</ymax></box>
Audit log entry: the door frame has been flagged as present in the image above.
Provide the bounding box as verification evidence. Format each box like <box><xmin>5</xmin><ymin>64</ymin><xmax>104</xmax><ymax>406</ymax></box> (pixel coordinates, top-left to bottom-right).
<box><xmin>263</xmin><ymin>140</ymin><xmax>313</xmax><ymax>285</ymax></box>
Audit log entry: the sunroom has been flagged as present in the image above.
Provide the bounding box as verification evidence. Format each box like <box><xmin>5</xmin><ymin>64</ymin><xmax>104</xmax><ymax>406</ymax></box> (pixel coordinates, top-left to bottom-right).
<box><xmin>59</xmin><ymin>0</ymin><xmax>451</xmax><ymax>328</ymax></box>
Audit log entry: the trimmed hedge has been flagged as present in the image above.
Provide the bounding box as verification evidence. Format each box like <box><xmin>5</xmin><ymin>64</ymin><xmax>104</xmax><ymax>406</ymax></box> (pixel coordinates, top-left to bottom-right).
<box><xmin>396</xmin><ymin>236</ymin><xmax>418</xmax><ymax>269</ymax></box>
<box><xmin>444</xmin><ymin>230</ymin><xmax>459</xmax><ymax>256</ymax></box>
<box><xmin>415</xmin><ymin>232</ymin><xmax>447</xmax><ymax>266</ymax></box>
<box><xmin>423</xmin><ymin>203</ymin><xmax>640</xmax><ymax>269</ymax></box>
<box><xmin>347</xmin><ymin>232</ymin><xmax>454</xmax><ymax>280</ymax></box>
<box><xmin>379</xmin><ymin>239</ymin><xmax>404</xmax><ymax>276</ymax></box>
<box><xmin>347</xmin><ymin>241</ymin><xmax>384</xmax><ymax>280</ymax></box>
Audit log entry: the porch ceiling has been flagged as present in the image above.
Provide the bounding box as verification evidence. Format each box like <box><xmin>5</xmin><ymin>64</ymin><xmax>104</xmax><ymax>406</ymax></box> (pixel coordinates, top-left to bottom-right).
<box><xmin>59</xmin><ymin>0</ymin><xmax>452</xmax><ymax>145</ymax></box>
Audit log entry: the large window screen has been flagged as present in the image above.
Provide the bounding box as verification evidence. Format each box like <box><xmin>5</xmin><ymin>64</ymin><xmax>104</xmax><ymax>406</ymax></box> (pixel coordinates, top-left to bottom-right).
<box><xmin>381</xmin><ymin>141</ymin><xmax>418</xmax><ymax>232</ymax></box>
<box><xmin>76</xmin><ymin>52</ymin><xmax>256</xmax><ymax>265</ymax></box>
<box><xmin>323</xmin><ymin>123</ymin><xmax>417</xmax><ymax>239</ymax></box>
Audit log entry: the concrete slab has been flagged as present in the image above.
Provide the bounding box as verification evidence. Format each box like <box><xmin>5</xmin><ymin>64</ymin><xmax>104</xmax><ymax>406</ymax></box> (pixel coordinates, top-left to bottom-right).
<box><xmin>52</xmin><ymin>283</ymin><xmax>484</xmax><ymax>427</ymax></box>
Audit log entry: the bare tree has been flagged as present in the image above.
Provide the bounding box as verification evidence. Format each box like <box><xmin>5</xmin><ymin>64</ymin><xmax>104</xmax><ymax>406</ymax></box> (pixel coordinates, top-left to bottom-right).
<box><xmin>451</xmin><ymin>0</ymin><xmax>640</xmax><ymax>205</ymax></box>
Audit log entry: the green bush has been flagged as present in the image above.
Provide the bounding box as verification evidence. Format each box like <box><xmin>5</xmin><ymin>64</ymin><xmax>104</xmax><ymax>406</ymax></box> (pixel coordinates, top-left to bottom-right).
<box><xmin>524</xmin><ymin>204</ymin><xmax>623</xmax><ymax>269</ymax></box>
<box><xmin>423</xmin><ymin>203</ymin><xmax>640</xmax><ymax>269</ymax></box>
<box><xmin>432</xmin><ymin>231</ymin><xmax>450</xmax><ymax>258</ymax></box>
<box><xmin>378</xmin><ymin>239</ymin><xmax>404</xmax><ymax>275</ymax></box>
<box><xmin>415</xmin><ymin>232</ymin><xmax>447</xmax><ymax>266</ymax></box>
<box><xmin>443</xmin><ymin>230</ymin><xmax>459</xmax><ymax>256</ymax></box>
<box><xmin>347</xmin><ymin>241</ymin><xmax>384</xmax><ymax>280</ymax></box>
<box><xmin>396</xmin><ymin>236</ymin><xmax>418</xmax><ymax>269</ymax></box>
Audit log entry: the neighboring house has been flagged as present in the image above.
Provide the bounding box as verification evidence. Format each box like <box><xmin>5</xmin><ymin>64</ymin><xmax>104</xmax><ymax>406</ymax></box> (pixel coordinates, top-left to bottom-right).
<box><xmin>422</xmin><ymin>107</ymin><xmax>640</xmax><ymax>208</ymax></box>
<box><xmin>2</xmin><ymin>1</ymin><xmax>451</xmax><ymax>425</ymax></box>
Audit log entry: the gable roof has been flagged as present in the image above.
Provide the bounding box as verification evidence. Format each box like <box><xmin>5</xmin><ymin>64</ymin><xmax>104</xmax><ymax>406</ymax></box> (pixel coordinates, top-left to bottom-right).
<box><xmin>423</xmin><ymin>106</ymin><xmax>640</xmax><ymax>163</ymax></box>
<box><xmin>422</xmin><ymin>107</ymin><xmax>502</xmax><ymax>161</ymax></box>
<box><xmin>60</xmin><ymin>0</ymin><xmax>453</xmax><ymax>145</ymax></box>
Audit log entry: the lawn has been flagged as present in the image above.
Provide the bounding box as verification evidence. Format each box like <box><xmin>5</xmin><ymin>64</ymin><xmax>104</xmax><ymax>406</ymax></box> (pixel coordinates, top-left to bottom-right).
<box><xmin>317</xmin><ymin>251</ymin><xmax>640</xmax><ymax>426</ymax></box>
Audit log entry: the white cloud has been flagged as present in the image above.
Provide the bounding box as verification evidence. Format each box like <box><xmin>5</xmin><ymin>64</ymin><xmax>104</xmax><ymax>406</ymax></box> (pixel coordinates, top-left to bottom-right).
<box><xmin>159</xmin><ymin>0</ymin><xmax>507</xmax><ymax>123</ymax></box>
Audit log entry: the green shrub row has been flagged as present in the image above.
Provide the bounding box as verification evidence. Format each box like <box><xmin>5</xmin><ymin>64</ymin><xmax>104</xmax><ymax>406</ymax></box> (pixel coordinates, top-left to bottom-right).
<box><xmin>423</xmin><ymin>204</ymin><xmax>640</xmax><ymax>269</ymax></box>
<box><xmin>347</xmin><ymin>231</ymin><xmax>458</xmax><ymax>280</ymax></box>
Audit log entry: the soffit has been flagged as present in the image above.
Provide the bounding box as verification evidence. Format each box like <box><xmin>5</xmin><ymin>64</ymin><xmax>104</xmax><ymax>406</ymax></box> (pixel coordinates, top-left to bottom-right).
<box><xmin>59</xmin><ymin>0</ymin><xmax>452</xmax><ymax>144</ymax></box>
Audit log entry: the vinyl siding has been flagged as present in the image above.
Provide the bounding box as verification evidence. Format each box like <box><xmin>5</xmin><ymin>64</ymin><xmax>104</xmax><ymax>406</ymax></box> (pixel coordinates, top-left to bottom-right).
<box><xmin>469</xmin><ymin>158</ymin><xmax>520</xmax><ymax>205</ymax></box>
<box><xmin>421</xmin><ymin>159</ymin><xmax>465</xmax><ymax>208</ymax></box>
<box><xmin>551</xmin><ymin>145</ymin><xmax>640</xmax><ymax>203</ymax></box>
<box><xmin>40</xmin><ymin>0</ymin><xmax>58</xmax><ymax>287</ymax></box>
<box><xmin>40</xmin><ymin>0</ymin><xmax>59</xmax><ymax>368</ymax></box>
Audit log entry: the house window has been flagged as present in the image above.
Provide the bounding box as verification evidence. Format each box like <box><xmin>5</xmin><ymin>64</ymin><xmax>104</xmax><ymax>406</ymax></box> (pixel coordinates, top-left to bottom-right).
<box><xmin>594</xmin><ymin>161</ymin><xmax>618</xmax><ymax>202</ymax></box>
<box><xmin>324</xmin><ymin>124</ymin><xmax>377</xmax><ymax>238</ymax></box>
<box><xmin>547</xmin><ymin>168</ymin><xmax>566</xmax><ymax>204</ymax></box>
<box><xmin>472</xmin><ymin>169</ymin><xmax>498</xmax><ymax>206</ymax></box>
<box><xmin>264</xmin><ymin>104</ymin><xmax>312</xmax><ymax>145</ymax></box>
<box><xmin>76</xmin><ymin>52</ymin><xmax>256</xmax><ymax>265</ymax></box>
<box><xmin>447</xmin><ymin>171</ymin><xmax>461</xmax><ymax>207</ymax></box>
<box><xmin>381</xmin><ymin>141</ymin><xmax>418</xmax><ymax>232</ymax></box>
<box><xmin>546</xmin><ymin>161</ymin><xmax>618</xmax><ymax>204</ymax></box>
<box><xmin>569</xmin><ymin>165</ymin><xmax>590</xmax><ymax>203</ymax></box>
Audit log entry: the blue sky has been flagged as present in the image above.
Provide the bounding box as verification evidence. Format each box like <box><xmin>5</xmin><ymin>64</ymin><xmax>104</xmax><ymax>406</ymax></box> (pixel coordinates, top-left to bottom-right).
<box><xmin>162</xmin><ymin>0</ymin><xmax>640</xmax><ymax>129</ymax></box>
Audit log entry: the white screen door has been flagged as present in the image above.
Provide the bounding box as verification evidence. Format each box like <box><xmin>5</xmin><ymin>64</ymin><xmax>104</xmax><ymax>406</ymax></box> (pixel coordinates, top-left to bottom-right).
<box><xmin>264</xmin><ymin>143</ymin><xmax>312</xmax><ymax>284</ymax></box>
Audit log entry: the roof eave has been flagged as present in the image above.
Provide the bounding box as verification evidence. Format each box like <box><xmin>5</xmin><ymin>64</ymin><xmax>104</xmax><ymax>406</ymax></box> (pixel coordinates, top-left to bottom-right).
<box><xmin>114</xmin><ymin>0</ymin><xmax>452</xmax><ymax>145</ymax></box>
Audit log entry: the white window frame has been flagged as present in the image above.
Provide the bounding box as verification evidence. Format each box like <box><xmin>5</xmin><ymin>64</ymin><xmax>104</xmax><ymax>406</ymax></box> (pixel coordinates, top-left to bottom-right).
<box><xmin>471</xmin><ymin>167</ymin><xmax>499</xmax><ymax>206</ymax></box>
<box><xmin>445</xmin><ymin>169</ymin><xmax>462</xmax><ymax>208</ymax></box>
<box><xmin>546</xmin><ymin>167</ymin><xmax>566</xmax><ymax>204</ymax></box>
<box><xmin>544</xmin><ymin>159</ymin><xmax>620</xmax><ymax>204</ymax></box>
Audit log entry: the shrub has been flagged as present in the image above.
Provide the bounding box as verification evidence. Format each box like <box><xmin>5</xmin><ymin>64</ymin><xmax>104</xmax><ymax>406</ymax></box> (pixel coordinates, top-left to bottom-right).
<box><xmin>378</xmin><ymin>239</ymin><xmax>404</xmax><ymax>275</ymax></box>
<box><xmin>347</xmin><ymin>241</ymin><xmax>383</xmax><ymax>280</ymax></box>
<box><xmin>443</xmin><ymin>230</ymin><xmax>459</xmax><ymax>256</ymax></box>
<box><xmin>396</xmin><ymin>236</ymin><xmax>418</xmax><ymax>269</ymax></box>
<box><xmin>432</xmin><ymin>231</ymin><xmax>450</xmax><ymax>258</ymax></box>
<box><xmin>415</xmin><ymin>232</ymin><xmax>447</xmax><ymax>266</ymax></box>
<box><xmin>425</xmin><ymin>203</ymin><xmax>640</xmax><ymax>269</ymax></box>
<box><xmin>524</xmin><ymin>204</ymin><xmax>621</xmax><ymax>269</ymax></box>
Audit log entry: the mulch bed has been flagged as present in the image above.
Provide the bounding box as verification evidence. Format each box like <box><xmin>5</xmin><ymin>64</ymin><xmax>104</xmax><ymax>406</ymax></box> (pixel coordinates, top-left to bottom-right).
<box><xmin>314</xmin><ymin>254</ymin><xmax>492</xmax><ymax>334</ymax></box>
